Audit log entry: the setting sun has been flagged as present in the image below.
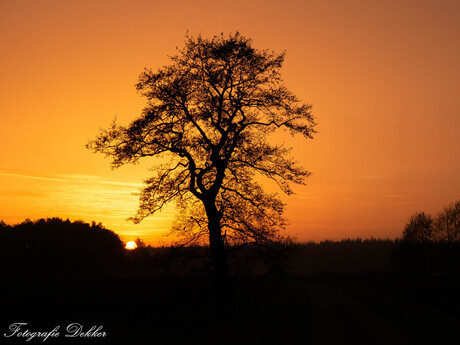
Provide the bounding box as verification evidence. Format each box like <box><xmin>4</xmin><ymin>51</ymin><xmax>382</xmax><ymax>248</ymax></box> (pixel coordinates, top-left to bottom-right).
<box><xmin>125</xmin><ymin>241</ymin><xmax>137</xmax><ymax>250</ymax></box>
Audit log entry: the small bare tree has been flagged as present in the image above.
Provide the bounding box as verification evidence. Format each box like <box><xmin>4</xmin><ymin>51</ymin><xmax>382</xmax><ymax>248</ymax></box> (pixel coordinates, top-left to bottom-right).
<box><xmin>434</xmin><ymin>200</ymin><xmax>460</xmax><ymax>242</ymax></box>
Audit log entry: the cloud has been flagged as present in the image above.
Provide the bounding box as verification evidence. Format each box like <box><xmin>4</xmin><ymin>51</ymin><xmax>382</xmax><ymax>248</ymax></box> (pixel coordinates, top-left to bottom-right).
<box><xmin>0</xmin><ymin>169</ymin><xmax>143</xmax><ymax>190</ymax></box>
<box><xmin>380</xmin><ymin>193</ymin><xmax>405</xmax><ymax>198</ymax></box>
<box><xmin>0</xmin><ymin>169</ymin><xmax>68</xmax><ymax>182</ymax></box>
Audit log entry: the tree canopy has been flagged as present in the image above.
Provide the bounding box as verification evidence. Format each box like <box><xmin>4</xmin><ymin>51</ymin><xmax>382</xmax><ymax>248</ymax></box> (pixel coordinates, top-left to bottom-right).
<box><xmin>402</xmin><ymin>211</ymin><xmax>434</xmax><ymax>243</ymax></box>
<box><xmin>88</xmin><ymin>32</ymin><xmax>316</xmax><ymax>278</ymax></box>
<box><xmin>435</xmin><ymin>200</ymin><xmax>460</xmax><ymax>242</ymax></box>
<box><xmin>402</xmin><ymin>200</ymin><xmax>460</xmax><ymax>243</ymax></box>
<box><xmin>0</xmin><ymin>218</ymin><xmax>124</xmax><ymax>277</ymax></box>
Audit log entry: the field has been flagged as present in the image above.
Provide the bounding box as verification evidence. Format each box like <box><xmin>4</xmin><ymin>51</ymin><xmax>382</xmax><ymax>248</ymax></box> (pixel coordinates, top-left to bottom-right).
<box><xmin>2</xmin><ymin>240</ymin><xmax>460</xmax><ymax>344</ymax></box>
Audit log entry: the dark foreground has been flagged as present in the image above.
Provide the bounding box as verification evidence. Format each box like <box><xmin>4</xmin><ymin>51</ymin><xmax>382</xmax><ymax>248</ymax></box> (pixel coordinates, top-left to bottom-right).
<box><xmin>2</xmin><ymin>274</ymin><xmax>460</xmax><ymax>345</ymax></box>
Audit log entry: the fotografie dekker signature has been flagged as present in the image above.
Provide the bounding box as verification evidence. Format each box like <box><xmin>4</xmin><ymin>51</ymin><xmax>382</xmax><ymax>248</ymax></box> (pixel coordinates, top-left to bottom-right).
<box><xmin>4</xmin><ymin>322</ymin><xmax>106</xmax><ymax>341</ymax></box>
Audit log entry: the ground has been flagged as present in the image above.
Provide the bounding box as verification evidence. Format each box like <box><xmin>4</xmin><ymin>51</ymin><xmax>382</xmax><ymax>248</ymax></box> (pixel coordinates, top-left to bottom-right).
<box><xmin>2</xmin><ymin>274</ymin><xmax>459</xmax><ymax>344</ymax></box>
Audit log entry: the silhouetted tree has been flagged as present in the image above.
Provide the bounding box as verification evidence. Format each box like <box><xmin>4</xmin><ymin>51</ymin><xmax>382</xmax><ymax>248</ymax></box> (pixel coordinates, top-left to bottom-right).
<box><xmin>135</xmin><ymin>237</ymin><xmax>146</xmax><ymax>248</ymax></box>
<box><xmin>87</xmin><ymin>32</ymin><xmax>316</xmax><ymax>282</ymax></box>
<box><xmin>395</xmin><ymin>202</ymin><xmax>460</xmax><ymax>275</ymax></box>
<box><xmin>402</xmin><ymin>212</ymin><xmax>434</xmax><ymax>243</ymax></box>
<box><xmin>434</xmin><ymin>200</ymin><xmax>460</xmax><ymax>242</ymax></box>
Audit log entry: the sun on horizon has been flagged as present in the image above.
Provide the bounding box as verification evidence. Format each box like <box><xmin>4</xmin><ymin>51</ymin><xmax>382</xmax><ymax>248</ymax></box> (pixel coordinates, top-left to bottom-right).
<box><xmin>125</xmin><ymin>241</ymin><xmax>138</xmax><ymax>250</ymax></box>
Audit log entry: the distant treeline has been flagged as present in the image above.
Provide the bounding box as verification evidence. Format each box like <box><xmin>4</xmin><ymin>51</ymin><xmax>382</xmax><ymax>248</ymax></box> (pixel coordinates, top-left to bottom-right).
<box><xmin>125</xmin><ymin>238</ymin><xmax>460</xmax><ymax>277</ymax></box>
<box><xmin>2</xmin><ymin>218</ymin><xmax>460</xmax><ymax>278</ymax></box>
<box><xmin>290</xmin><ymin>239</ymin><xmax>460</xmax><ymax>276</ymax></box>
<box><xmin>0</xmin><ymin>218</ymin><xmax>124</xmax><ymax>278</ymax></box>
<box><xmin>289</xmin><ymin>239</ymin><xmax>396</xmax><ymax>275</ymax></box>
<box><xmin>403</xmin><ymin>199</ymin><xmax>460</xmax><ymax>243</ymax></box>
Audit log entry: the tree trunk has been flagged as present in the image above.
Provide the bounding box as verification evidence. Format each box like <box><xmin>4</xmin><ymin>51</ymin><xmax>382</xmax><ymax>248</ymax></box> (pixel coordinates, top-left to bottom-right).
<box><xmin>205</xmin><ymin>203</ymin><xmax>228</xmax><ymax>283</ymax></box>
<box><xmin>205</xmin><ymin>203</ymin><xmax>236</xmax><ymax>314</ymax></box>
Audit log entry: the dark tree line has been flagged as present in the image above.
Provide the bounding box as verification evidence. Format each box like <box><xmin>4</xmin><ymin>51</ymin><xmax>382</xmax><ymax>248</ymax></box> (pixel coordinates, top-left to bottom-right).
<box><xmin>402</xmin><ymin>199</ymin><xmax>460</xmax><ymax>243</ymax></box>
<box><xmin>0</xmin><ymin>218</ymin><xmax>125</xmax><ymax>278</ymax></box>
<box><xmin>395</xmin><ymin>199</ymin><xmax>460</xmax><ymax>275</ymax></box>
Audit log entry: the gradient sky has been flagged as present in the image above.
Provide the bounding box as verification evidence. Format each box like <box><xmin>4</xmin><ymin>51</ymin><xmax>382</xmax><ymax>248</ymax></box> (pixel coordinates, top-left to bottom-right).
<box><xmin>1</xmin><ymin>0</ymin><xmax>459</xmax><ymax>244</ymax></box>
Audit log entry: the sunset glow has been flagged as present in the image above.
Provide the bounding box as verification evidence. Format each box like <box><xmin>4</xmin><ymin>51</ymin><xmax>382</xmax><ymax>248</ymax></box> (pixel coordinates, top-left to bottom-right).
<box><xmin>1</xmin><ymin>0</ymin><xmax>459</xmax><ymax>245</ymax></box>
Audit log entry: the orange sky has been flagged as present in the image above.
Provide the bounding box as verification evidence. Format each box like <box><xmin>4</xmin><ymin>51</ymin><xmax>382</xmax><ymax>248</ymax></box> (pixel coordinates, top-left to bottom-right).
<box><xmin>1</xmin><ymin>0</ymin><xmax>459</xmax><ymax>244</ymax></box>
